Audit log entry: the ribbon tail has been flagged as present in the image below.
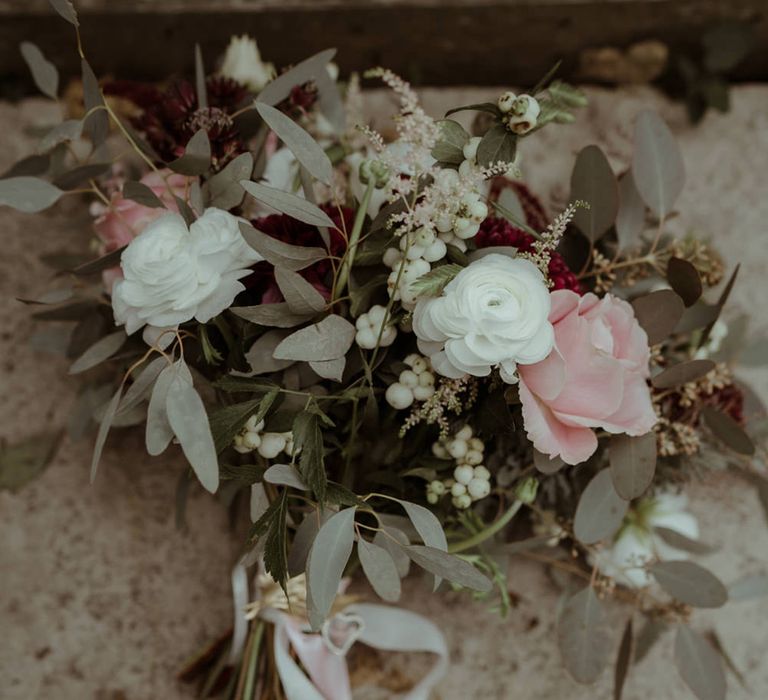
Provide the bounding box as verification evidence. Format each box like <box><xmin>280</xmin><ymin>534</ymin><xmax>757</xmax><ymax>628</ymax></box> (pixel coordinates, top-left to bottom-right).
<box><xmin>227</xmin><ymin>561</ymin><xmax>250</xmax><ymax>664</ymax></box>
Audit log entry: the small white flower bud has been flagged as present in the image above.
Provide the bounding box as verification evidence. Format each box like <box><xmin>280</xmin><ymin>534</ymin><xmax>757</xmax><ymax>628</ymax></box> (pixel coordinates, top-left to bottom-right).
<box><xmin>453</xmin><ymin>493</ymin><xmax>472</xmax><ymax>509</ymax></box>
<box><xmin>497</xmin><ymin>91</ymin><xmax>517</xmax><ymax>113</ymax></box>
<box><xmin>243</xmin><ymin>431</ymin><xmax>262</xmax><ymax>449</ymax></box>
<box><xmin>426</xmin><ymin>492</ymin><xmax>439</xmax><ymax>504</ymax></box>
<box><xmin>507</xmin><ymin>94</ymin><xmax>541</xmax><ymax>135</ymax></box>
<box><xmin>451</xmin><ymin>481</ymin><xmax>467</xmax><ymax>497</ymax></box>
<box><xmin>383</xmin><ymin>248</ymin><xmax>402</xmax><ymax>268</ymax></box>
<box><xmin>422</xmin><ymin>238</ymin><xmax>447</xmax><ymax>263</ymax></box>
<box><xmin>430</xmin><ymin>480</ymin><xmax>446</xmax><ymax>496</ymax></box>
<box><xmin>456</xmin><ymin>425</ymin><xmax>473</xmax><ymax>441</ymax></box>
<box><xmin>245</xmin><ymin>415</ymin><xmax>264</xmax><ymax>432</ymax></box>
<box><xmin>468</xmin><ymin>437</ymin><xmax>484</xmax><ymax>452</ymax></box>
<box><xmin>462</xmin><ymin>136</ymin><xmax>482</xmax><ymax>162</ymax></box>
<box><xmin>409</xmin><ymin>356</ymin><xmax>428</xmax><ymax>374</ymax></box>
<box><xmin>464</xmin><ymin>449</ymin><xmax>483</xmax><ymax>466</ymax></box>
<box><xmin>432</xmin><ymin>442</ymin><xmax>449</xmax><ymax>459</ymax></box>
<box><xmin>386</xmin><ymin>382</ymin><xmax>414</xmax><ymax>410</ymax></box>
<box><xmin>399</xmin><ymin>369</ymin><xmax>419</xmax><ymax>388</ymax></box>
<box><xmin>454</xmin><ymin>464</ymin><xmax>474</xmax><ymax>486</ymax></box>
<box><xmin>447</xmin><ymin>439</ymin><xmax>468</xmax><ymax>459</ymax></box>
<box><xmin>412</xmin><ymin>385</ymin><xmax>435</xmax><ymax>401</ymax></box>
<box><xmin>467</xmin><ymin>477</ymin><xmax>491</xmax><ymax>500</ymax></box>
<box><xmin>473</xmin><ymin>465</ymin><xmax>491</xmax><ymax>481</ymax></box>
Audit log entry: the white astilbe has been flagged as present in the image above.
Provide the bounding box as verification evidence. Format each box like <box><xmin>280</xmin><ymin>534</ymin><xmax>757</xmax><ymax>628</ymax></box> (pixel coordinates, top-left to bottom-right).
<box><xmin>519</xmin><ymin>201</ymin><xmax>580</xmax><ymax>284</ymax></box>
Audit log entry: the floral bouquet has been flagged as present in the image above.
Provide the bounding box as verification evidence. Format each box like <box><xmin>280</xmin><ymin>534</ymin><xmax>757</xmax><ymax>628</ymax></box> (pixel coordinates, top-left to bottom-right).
<box><xmin>3</xmin><ymin>2</ymin><xmax>767</xmax><ymax>699</ymax></box>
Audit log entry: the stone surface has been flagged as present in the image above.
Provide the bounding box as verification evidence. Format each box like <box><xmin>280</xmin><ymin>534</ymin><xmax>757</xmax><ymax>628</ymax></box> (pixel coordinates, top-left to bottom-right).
<box><xmin>1</xmin><ymin>86</ymin><xmax>767</xmax><ymax>699</ymax></box>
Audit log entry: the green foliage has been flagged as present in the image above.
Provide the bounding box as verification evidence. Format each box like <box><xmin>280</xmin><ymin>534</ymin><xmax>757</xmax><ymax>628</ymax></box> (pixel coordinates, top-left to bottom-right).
<box><xmin>291</xmin><ymin>410</ymin><xmax>327</xmax><ymax>502</ymax></box>
<box><xmin>209</xmin><ymin>389</ymin><xmax>278</xmax><ymax>454</ymax></box>
<box><xmin>408</xmin><ymin>263</ymin><xmax>463</xmax><ymax>298</ymax></box>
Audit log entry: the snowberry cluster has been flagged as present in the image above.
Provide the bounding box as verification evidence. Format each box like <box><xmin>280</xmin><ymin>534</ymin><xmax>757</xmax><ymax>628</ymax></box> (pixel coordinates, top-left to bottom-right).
<box><xmin>432</xmin><ymin>169</ymin><xmax>488</xmax><ymax>252</ymax></box>
<box><xmin>497</xmin><ymin>92</ymin><xmax>540</xmax><ymax>134</ymax></box>
<box><xmin>383</xmin><ymin>249</ymin><xmax>432</xmax><ymax>308</ymax></box>
<box><xmin>427</xmin><ymin>425</ymin><xmax>491</xmax><ymax>509</ymax></box>
<box><xmin>233</xmin><ymin>415</ymin><xmax>295</xmax><ymax>459</ymax></box>
<box><xmin>385</xmin><ymin>353</ymin><xmax>436</xmax><ymax>409</ymax></box>
<box><xmin>355</xmin><ymin>304</ymin><xmax>397</xmax><ymax>349</ymax></box>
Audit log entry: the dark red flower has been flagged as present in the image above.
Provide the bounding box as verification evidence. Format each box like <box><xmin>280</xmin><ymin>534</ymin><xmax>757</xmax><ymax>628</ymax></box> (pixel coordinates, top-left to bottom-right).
<box><xmin>702</xmin><ymin>383</ymin><xmax>745</xmax><ymax>425</ymax></box>
<box><xmin>475</xmin><ymin>216</ymin><xmax>582</xmax><ymax>293</ymax></box>
<box><xmin>246</xmin><ymin>206</ymin><xmax>353</xmax><ymax>302</ymax></box>
<box><xmin>104</xmin><ymin>77</ymin><xmax>249</xmax><ymax>170</ymax></box>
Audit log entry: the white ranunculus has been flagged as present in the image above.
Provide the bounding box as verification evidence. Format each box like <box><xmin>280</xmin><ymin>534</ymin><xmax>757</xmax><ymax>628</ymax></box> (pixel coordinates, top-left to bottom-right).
<box><xmin>112</xmin><ymin>208</ymin><xmax>262</xmax><ymax>334</ymax></box>
<box><xmin>412</xmin><ymin>253</ymin><xmax>554</xmax><ymax>382</ymax></box>
<box><xmin>220</xmin><ymin>35</ymin><xmax>275</xmax><ymax>92</ymax></box>
<box><xmin>592</xmin><ymin>492</ymin><xmax>700</xmax><ymax>588</ymax></box>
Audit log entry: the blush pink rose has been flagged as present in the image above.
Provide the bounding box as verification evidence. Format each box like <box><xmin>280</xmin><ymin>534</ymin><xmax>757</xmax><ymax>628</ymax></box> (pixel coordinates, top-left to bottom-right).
<box><xmin>518</xmin><ymin>290</ymin><xmax>656</xmax><ymax>465</ymax></box>
<box><xmin>94</xmin><ymin>169</ymin><xmax>190</xmax><ymax>289</ymax></box>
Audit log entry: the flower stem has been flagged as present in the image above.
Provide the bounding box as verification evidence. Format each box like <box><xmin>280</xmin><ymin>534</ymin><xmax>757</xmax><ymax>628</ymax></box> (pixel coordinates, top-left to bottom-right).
<box><xmin>333</xmin><ymin>180</ymin><xmax>375</xmax><ymax>301</ymax></box>
<box><xmin>448</xmin><ymin>499</ymin><xmax>523</xmax><ymax>554</ymax></box>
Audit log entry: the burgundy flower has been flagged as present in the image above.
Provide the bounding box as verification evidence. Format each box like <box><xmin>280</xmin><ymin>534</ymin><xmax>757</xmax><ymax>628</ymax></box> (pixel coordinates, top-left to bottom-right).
<box><xmin>475</xmin><ymin>216</ymin><xmax>582</xmax><ymax>293</ymax></box>
<box><xmin>104</xmin><ymin>77</ymin><xmax>249</xmax><ymax>170</ymax></box>
<box><xmin>246</xmin><ymin>206</ymin><xmax>353</xmax><ymax>302</ymax></box>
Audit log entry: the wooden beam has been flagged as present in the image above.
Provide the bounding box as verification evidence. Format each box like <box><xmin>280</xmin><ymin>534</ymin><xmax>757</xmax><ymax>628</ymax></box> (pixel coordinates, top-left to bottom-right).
<box><xmin>1</xmin><ymin>0</ymin><xmax>766</xmax><ymax>93</ymax></box>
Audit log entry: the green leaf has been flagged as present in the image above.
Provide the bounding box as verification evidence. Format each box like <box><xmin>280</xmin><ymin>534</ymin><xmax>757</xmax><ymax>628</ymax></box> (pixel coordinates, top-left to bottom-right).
<box><xmin>241</xmin><ymin>180</ymin><xmax>335</xmax><ymax>228</ymax></box>
<box><xmin>91</xmin><ymin>385</ymin><xmax>123</xmax><ymax>483</ymax></box>
<box><xmin>373</xmin><ymin>526</ymin><xmax>411</xmax><ymax>578</ymax></box>
<box><xmin>570</xmin><ymin>145</ymin><xmax>619</xmax><ymax>242</ymax></box>
<box><xmin>70</xmin><ymin>245</ymin><xmax>126</xmax><ymax>276</ymax></box>
<box><xmin>146</xmin><ymin>364</ymin><xmax>176</xmax><ymax>456</ymax></box>
<box><xmin>255</xmin><ymin>102</ymin><xmax>333</xmax><ymax>184</ymax></box>
<box><xmin>239</xmin><ymin>221</ymin><xmax>327</xmax><ymax>270</ymax></box>
<box><xmin>558</xmin><ymin>586</ymin><xmax>613</xmax><ymax>684</ymax></box>
<box><xmin>476</xmin><ymin>123</ymin><xmax>517</xmax><ymax>168</ymax></box>
<box><xmin>165</xmin><ymin>366</ymin><xmax>220</xmax><ymax>493</ymax></box>
<box><xmin>614</xmin><ymin>616</ymin><xmax>634</xmax><ymax>700</ymax></box>
<box><xmin>700</xmin><ymin>406</ymin><xmax>754</xmax><ymax>456</ymax></box>
<box><xmin>674</xmin><ymin>625</ymin><xmax>726</xmax><ymax>700</ymax></box>
<box><xmin>288</xmin><ymin>510</ymin><xmax>328</xmax><ymax>576</ymax></box>
<box><xmin>68</xmin><ymin>330</ymin><xmax>126</xmax><ymax>374</ymax></box>
<box><xmin>292</xmin><ymin>411</ymin><xmax>327</xmax><ymax>501</ymax></box>
<box><xmin>631</xmin><ymin>289</ymin><xmax>685</xmax><ymax>345</ymax></box>
<box><xmin>309</xmin><ymin>357</ymin><xmax>346</xmax><ymax>382</ymax></box>
<box><xmin>609</xmin><ymin>432</ymin><xmax>657</xmax><ymax>500</ymax></box>
<box><xmin>408</xmin><ymin>263</ymin><xmax>463</xmax><ymax>298</ymax></box>
<box><xmin>358</xmin><ymin>538</ymin><xmax>402</xmax><ymax>602</ymax></box>
<box><xmin>81</xmin><ymin>59</ymin><xmax>108</xmax><ymax>147</ymax></box>
<box><xmin>652</xmin><ymin>359</ymin><xmax>715</xmax><ymax>389</ymax></box>
<box><xmin>244</xmin><ymin>330</ymin><xmax>295</xmax><ymax>374</ymax></box>
<box><xmin>204</xmin><ymin>152</ymin><xmax>253</xmax><ymax>210</ymax></box>
<box><xmin>20</xmin><ymin>42</ymin><xmax>59</xmax><ymax>99</ymax></box>
<box><xmin>209</xmin><ymin>389</ymin><xmax>278</xmax><ymax>454</ymax></box>
<box><xmin>533</xmin><ymin>449</ymin><xmax>565</xmax><ymax>475</ymax></box>
<box><xmin>430</xmin><ymin>119</ymin><xmax>470</xmax><ymax>166</ymax></box>
<box><xmin>653</xmin><ymin>527</ymin><xmax>715</xmax><ymax>555</ymax></box>
<box><xmin>444</xmin><ymin>102</ymin><xmax>502</xmax><ymax>119</ymax></box>
<box><xmin>274</xmin><ymin>314</ymin><xmax>355</xmax><ymax>362</ymax></box>
<box><xmin>650</xmin><ymin>561</ymin><xmax>728</xmax><ymax>608</ymax></box>
<box><xmin>48</xmin><ymin>0</ymin><xmax>79</xmax><ymax>25</ymax></box>
<box><xmin>667</xmin><ymin>257</ymin><xmax>702</xmax><ymax>307</ymax></box>
<box><xmin>263</xmin><ymin>490</ymin><xmax>290</xmax><ymax>592</ymax></box>
<box><xmin>257</xmin><ymin>48</ymin><xmax>336</xmax><ymax>107</ymax></box>
<box><xmin>53</xmin><ymin>162</ymin><xmax>111</xmax><ymax>190</ymax></box>
<box><xmin>0</xmin><ymin>431</ymin><xmax>61</xmax><ymax>492</ymax></box>
<box><xmin>263</xmin><ymin>463</ymin><xmax>307</xmax><ymax>490</ymax></box>
<box><xmin>395</xmin><ymin>498</ymin><xmax>447</xmax><ymax>551</ymax></box>
<box><xmin>122</xmin><ymin>180</ymin><xmax>165</xmax><ymax>208</ymax></box>
<box><xmin>117</xmin><ymin>356</ymin><xmax>166</xmax><ymax>417</ymax></box>
<box><xmin>632</xmin><ymin>111</ymin><xmax>685</xmax><ymax>219</ymax></box>
<box><xmin>275</xmin><ymin>267</ymin><xmax>326</xmax><ymax>315</ymax></box>
<box><xmin>404</xmin><ymin>545</ymin><xmax>492</xmax><ymax>592</ymax></box>
<box><xmin>194</xmin><ymin>43</ymin><xmax>207</xmax><ymax>110</ymax></box>
<box><xmin>0</xmin><ymin>176</ymin><xmax>64</xmax><ymax>213</ymax></box>
<box><xmin>698</xmin><ymin>264</ymin><xmax>739</xmax><ymax>350</ymax></box>
<box><xmin>574</xmin><ymin>469</ymin><xmax>629</xmax><ymax>544</ymax></box>
<box><xmin>306</xmin><ymin>507</ymin><xmax>357</xmax><ymax>630</ymax></box>
<box><xmin>169</xmin><ymin>129</ymin><xmax>211</xmax><ymax>176</ymax></box>
<box><xmin>231</xmin><ymin>302</ymin><xmax>316</xmax><ymax>329</ymax></box>
<box><xmin>615</xmin><ymin>170</ymin><xmax>646</xmax><ymax>251</ymax></box>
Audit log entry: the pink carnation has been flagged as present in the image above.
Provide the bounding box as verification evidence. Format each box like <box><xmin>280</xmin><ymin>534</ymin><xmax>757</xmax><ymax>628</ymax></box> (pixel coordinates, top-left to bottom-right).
<box><xmin>518</xmin><ymin>290</ymin><xmax>656</xmax><ymax>465</ymax></box>
<box><xmin>94</xmin><ymin>169</ymin><xmax>190</xmax><ymax>289</ymax></box>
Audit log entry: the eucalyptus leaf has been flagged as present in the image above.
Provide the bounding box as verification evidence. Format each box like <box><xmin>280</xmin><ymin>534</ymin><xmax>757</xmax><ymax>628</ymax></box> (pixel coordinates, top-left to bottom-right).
<box><xmin>650</xmin><ymin>561</ymin><xmax>728</xmax><ymax>608</ymax></box>
<box><xmin>71</xmin><ymin>246</ymin><xmax>126</xmax><ymax>276</ymax></box>
<box><xmin>255</xmin><ymin>102</ymin><xmax>333</xmax><ymax>184</ymax></box>
<box><xmin>609</xmin><ymin>432</ymin><xmax>657</xmax><ymax>500</ymax></box>
<box><xmin>615</xmin><ymin>170</ymin><xmax>646</xmax><ymax>251</ymax></box>
<box><xmin>653</xmin><ymin>527</ymin><xmax>715</xmax><ymax>555</ymax></box>
<box><xmin>274</xmin><ymin>314</ymin><xmax>355</xmax><ymax>362</ymax></box>
<box><xmin>241</xmin><ymin>180</ymin><xmax>334</xmax><ymax>228</ymax></box>
<box><xmin>194</xmin><ymin>43</ymin><xmax>207</xmax><ymax>110</ymax></box>
<box><xmin>263</xmin><ymin>463</ymin><xmax>308</xmax><ymax>490</ymax></box>
<box><xmin>239</xmin><ymin>221</ymin><xmax>326</xmax><ymax>271</ymax></box>
<box><xmin>288</xmin><ymin>509</ymin><xmax>328</xmax><ymax>576</ymax></box>
<box><xmin>169</xmin><ymin>129</ymin><xmax>211</xmax><ymax>176</ymax></box>
<box><xmin>20</xmin><ymin>42</ymin><xmax>59</xmax><ymax>99</ymax></box>
<box><xmin>667</xmin><ymin>257</ymin><xmax>702</xmax><ymax>307</ymax></box>
<box><xmin>146</xmin><ymin>364</ymin><xmax>176</xmax><ymax>456</ymax></box>
<box><xmin>700</xmin><ymin>406</ymin><xmax>754</xmax><ymax>456</ymax></box>
<box><xmin>69</xmin><ymin>330</ymin><xmax>126</xmax><ymax>374</ymax></box>
<box><xmin>90</xmin><ymin>385</ymin><xmax>122</xmax><ymax>483</ymax></box>
<box><xmin>81</xmin><ymin>59</ymin><xmax>108</xmax><ymax>147</ymax></box>
<box><xmin>53</xmin><ymin>162</ymin><xmax>111</xmax><ymax>190</ymax></box>
<box><xmin>245</xmin><ymin>330</ymin><xmax>295</xmax><ymax>374</ymax></box>
<box><xmin>118</xmin><ymin>356</ymin><xmax>166</xmax><ymax>416</ymax></box>
<box><xmin>256</xmin><ymin>49</ymin><xmax>336</xmax><ymax>107</ymax></box>
<box><xmin>37</xmin><ymin>120</ymin><xmax>83</xmax><ymax>155</ymax></box>
<box><xmin>373</xmin><ymin>526</ymin><xmax>411</xmax><ymax>578</ymax></box>
<box><xmin>275</xmin><ymin>267</ymin><xmax>326</xmax><ymax>315</ymax></box>
<box><xmin>403</xmin><ymin>545</ymin><xmax>492</xmax><ymax>592</ymax></box>
<box><xmin>395</xmin><ymin>498</ymin><xmax>447</xmax><ymax>551</ymax></box>
<box><xmin>574</xmin><ymin>469</ymin><xmax>628</xmax><ymax>544</ymax></box>
<box><xmin>232</xmin><ymin>302</ymin><xmax>316</xmax><ymax>329</ymax></box>
<box><xmin>0</xmin><ymin>177</ymin><xmax>63</xmax><ymax>213</ymax></box>
<box><xmin>204</xmin><ymin>152</ymin><xmax>252</xmax><ymax>210</ymax></box>
<box><xmin>631</xmin><ymin>289</ymin><xmax>685</xmax><ymax>345</ymax></box>
<box><xmin>632</xmin><ymin>111</ymin><xmax>685</xmax><ymax>219</ymax></box>
<box><xmin>306</xmin><ymin>507</ymin><xmax>356</xmax><ymax>630</ymax></box>
<box><xmin>570</xmin><ymin>145</ymin><xmax>619</xmax><ymax>242</ymax></box>
<box><xmin>48</xmin><ymin>0</ymin><xmax>79</xmax><ymax>25</ymax></box>
<box><xmin>309</xmin><ymin>357</ymin><xmax>346</xmax><ymax>382</ymax></box>
<box><xmin>123</xmin><ymin>180</ymin><xmax>165</xmax><ymax>208</ymax></box>
<box><xmin>652</xmin><ymin>360</ymin><xmax>715</xmax><ymax>389</ymax></box>
<box><xmin>533</xmin><ymin>449</ymin><xmax>565</xmax><ymax>475</ymax></box>
<box><xmin>557</xmin><ymin>586</ymin><xmax>613</xmax><ymax>683</ymax></box>
<box><xmin>674</xmin><ymin>625</ymin><xmax>726</xmax><ymax>700</ymax></box>
<box><xmin>614</xmin><ymin>617</ymin><xmax>634</xmax><ymax>700</ymax></box>
<box><xmin>358</xmin><ymin>538</ymin><xmax>402</xmax><ymax>602</ymax></box>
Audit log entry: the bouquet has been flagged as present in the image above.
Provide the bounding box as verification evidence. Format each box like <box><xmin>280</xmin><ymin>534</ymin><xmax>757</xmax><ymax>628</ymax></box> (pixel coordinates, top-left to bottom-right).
<box><xmin>3</xmin><ymin>2</ymin><xmax>766</xmax><ymax>698</ymax></box>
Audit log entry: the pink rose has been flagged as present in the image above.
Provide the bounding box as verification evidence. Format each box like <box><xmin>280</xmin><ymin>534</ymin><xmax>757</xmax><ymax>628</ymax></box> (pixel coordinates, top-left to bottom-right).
<box><xmin>94</xmin><ymin>169</ymin><xmax>190</xmax><ymax>289</ymax></box>
<box><xmin>518</xmin><ymin>290</ymin><xmax>656</xmax><ymax>465</ymax></box>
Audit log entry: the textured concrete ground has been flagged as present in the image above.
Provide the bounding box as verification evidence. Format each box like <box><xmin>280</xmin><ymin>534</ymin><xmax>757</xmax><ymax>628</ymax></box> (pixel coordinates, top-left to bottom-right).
<box><xmin>1</xmin><ymin>86</ymin><xmax>767</xmax><ymax>699</ymax></box>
